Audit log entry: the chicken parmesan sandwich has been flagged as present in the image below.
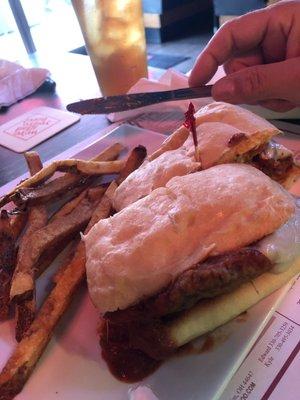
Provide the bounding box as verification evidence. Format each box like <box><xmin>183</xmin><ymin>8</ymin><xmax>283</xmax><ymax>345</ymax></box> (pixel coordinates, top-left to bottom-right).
<box><xmin>113</xmin><ymin>102</ymin><xmax>300</xmax><ymax>211</ymax></box>
<box><xmin>84</xmin><ymin>163</ymin><xmax>300</xmax><ymax>381</ymax></box>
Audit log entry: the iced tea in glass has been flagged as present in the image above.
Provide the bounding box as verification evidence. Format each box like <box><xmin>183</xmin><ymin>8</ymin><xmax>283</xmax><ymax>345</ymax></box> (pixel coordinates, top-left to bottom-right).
<box><xmin>72</xmin><ymin>0</ymin><xmax>148</xmax><ymax>96</ymax></box>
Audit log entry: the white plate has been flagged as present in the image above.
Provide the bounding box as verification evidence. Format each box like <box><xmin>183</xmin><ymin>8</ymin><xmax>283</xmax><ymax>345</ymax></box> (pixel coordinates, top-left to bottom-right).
<box><xmin>0</xmin><ymin>125</ymin><xmax>296</xmax><ymax>400</ymax></box>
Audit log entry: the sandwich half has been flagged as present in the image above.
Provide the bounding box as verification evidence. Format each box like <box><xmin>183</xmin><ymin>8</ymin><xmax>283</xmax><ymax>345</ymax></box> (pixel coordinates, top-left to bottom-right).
<box><xmin>84</xmin><ymin>164</ymin><xmax>300</xmax><ymax>382</ymax></box>
<box><xmin>113</xmin><ymin>102</ymin><xmax>300</xmax><ymax>211</ymax></box>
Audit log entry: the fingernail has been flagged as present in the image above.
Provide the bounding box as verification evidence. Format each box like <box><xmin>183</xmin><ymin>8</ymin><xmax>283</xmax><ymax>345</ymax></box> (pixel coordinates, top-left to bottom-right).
<box><xmin>213</xmin><ymin>79</ymin><xmax>236</xmax><ymax>101</ymax></box>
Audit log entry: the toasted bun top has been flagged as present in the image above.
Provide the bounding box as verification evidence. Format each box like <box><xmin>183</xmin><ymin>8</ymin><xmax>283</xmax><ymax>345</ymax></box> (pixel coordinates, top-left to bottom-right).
<box><xmin>85</xmin><ymin>164</ymin><xmax>294</xmax><ymax>313</ymax></box>
<box><xmin>194</xmin><ymin>102</ymin><xmax>277</xmax><ymax>132</ymax></box>
<box><xmin>113</xmin><ymin>147</ymin><xmax>200</xmax><ymax>211</ymax></box>
<box><xmin>113</xmin><ymin>102</ymin><xmax>279</xmax><ymax>211</ymax></box>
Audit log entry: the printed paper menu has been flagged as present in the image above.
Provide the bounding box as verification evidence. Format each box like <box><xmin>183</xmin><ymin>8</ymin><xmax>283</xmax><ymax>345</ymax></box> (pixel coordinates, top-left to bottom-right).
<box><xmin>220</xmin><ymin>274</ymin><xmax>300</xmax><ymax>400</ymax></box>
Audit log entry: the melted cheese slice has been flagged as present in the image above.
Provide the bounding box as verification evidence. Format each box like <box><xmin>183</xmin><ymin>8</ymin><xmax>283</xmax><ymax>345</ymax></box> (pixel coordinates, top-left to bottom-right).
<box><xmin>258</xmin><ymin>198</ymin><xmax>300</xmax><ymax>273</ymax></box>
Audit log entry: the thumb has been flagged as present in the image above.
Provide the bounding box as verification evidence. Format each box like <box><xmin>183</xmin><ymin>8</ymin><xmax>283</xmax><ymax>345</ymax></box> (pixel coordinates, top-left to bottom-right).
<box><xmin>212</xmin><ymin>57</ymin><xmax>300</xmax><ymax>105</ymax></box>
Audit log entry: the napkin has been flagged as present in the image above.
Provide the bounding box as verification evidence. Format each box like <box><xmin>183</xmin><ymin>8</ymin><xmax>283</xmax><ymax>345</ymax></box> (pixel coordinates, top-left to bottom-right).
<box><xmin>0</xmin><ymin>59</ymin><xmax>50</xmax><ymax>109</ymax></box>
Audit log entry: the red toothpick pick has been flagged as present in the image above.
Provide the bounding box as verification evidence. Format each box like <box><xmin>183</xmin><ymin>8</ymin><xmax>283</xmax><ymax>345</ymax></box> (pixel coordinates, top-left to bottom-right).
<box><xmin>184</xmin><ymin>102</ymin><xmax>200</xmax><ymax>163</ymax></box>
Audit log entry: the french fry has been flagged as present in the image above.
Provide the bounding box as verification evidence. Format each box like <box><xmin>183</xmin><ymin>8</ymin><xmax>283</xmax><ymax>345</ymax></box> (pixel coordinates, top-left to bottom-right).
<box><xmin>0</xmin><ymin>159</ymin><xmax>124</xmax><ymax>208</ymax></box>
<box><xmin>9</xmin><ymin>213</ymin><xmax>27</xmax><ymax>240</ymax></box>
<box><xmin>0</xmin><ymin>185</ymin><xmax>114</xmax><ymax>400</ymax></box>
<box><xmin>0</xmin><ymin>194</ymin><xmax>11</xmax><ymax>210</ymax></box>
<box><xmin>10</xmin><ymin>187</ymin><xmax>104</xmax><ymax>304</ymax></box>
<box><xmin>15</xmin><ymin>302</ymin><xmax>35</xmax><ymax>344</ymax></box>
<box><xmin>88</xmin><ymin>182</ymin><xmax>117</xmax><ymax>228</ymax></box>
<box><xmin>91</xmin><ymin>142</ymin><xmax>125</xmax><ymax>162</ymax></box>
<box><xmin>10</xmin><ymin>143</ymin><xmax>125</xmax><ymax>208</ymax></box>
<box><xmin>10</xmin><ymin>175</ymin><xmax>94</xmax><ymax>209</ymax></box>
<box><xmin>49</xmin><ymin>189</ymin><xmax>89</xmax><ymax>223</ymax></box>
<box><xmin>116</xmin><ymin>145</ymin><xmax>147</xmax><ymax>185</ymax></box>
<box><xmin>49</xmin><ymin>186</ymin><xmax>106</xmax><ymax>223</ymax></box>
<box><xmin>57</xmin><ymin>159</ymin><xmax>124</xmax><ymax>175</ymax></box>
<box><xmin>24</xmin><ymin>152</ymin><xmax>43</xmax><ymax>175</ymax></box>
<box><xmin>0</xmin><ymin>211</ymin><xmax>16</xmax><ymax>321</ymax></box>
<box><xmin>148</xmin><ymin>126</ymin><xmax>189</xmax><ymax>161</ymax></box>
<box><xmin>13</xmin><ymin>152</ymin><xmax>47</xmax><ymax>342</ymax></box>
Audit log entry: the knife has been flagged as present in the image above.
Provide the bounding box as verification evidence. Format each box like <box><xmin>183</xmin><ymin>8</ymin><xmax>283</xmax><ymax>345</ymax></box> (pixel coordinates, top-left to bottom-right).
<box><xmin>66</xmin><ymin>85</ymin><xmax>212</xmax><ymax>115</ymax></box>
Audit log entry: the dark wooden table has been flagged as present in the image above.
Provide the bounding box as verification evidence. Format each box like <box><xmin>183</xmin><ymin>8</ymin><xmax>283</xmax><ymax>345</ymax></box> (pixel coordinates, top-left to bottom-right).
<box><xmin>0</xmin><ymin>52</ymin><xmax>162</xmax><ymax>186</ymax></box>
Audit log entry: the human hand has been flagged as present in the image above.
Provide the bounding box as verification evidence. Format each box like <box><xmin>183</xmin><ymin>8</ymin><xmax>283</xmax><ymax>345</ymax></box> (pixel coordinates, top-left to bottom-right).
<box><xmin>189</xmin><ymin>0</ymin><xmax>300</xmax><ymax>111</ymax></box>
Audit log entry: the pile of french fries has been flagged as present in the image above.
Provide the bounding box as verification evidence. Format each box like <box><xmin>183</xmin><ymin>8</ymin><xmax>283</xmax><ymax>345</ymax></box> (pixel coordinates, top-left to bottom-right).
<box><xmin>0</xmin><ymin>142</ymin><xmax>147</xmax><ymax>400</ymax></box>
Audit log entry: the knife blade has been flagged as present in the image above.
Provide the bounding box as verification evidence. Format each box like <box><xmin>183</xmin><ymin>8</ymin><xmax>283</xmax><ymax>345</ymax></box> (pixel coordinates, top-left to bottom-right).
<box><xmin>66</xmin><ymin>85</ymin><xmax>212</xmax><ymax>115</ymax></box>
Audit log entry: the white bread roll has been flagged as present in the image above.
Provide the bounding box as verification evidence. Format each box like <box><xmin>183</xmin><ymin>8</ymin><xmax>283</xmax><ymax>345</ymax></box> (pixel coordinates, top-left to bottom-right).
<box><xmin>85</xmin><ymin>164</ymin><xmax>294</xmax><ymax>313</ymax></box>
<box><xmin>113</xmin><ymin>102</ymin><xmax>279</xmax><ymax>211</ymax></box>
<box><xmin>194</xmin><ymin>101</ymin><xmax>277</xmax><ymax>132</ymax></box>
<box><xmin>112</xmin><ymin>148</ymin><xmax>200</xmax><ymax>213</ymax></box>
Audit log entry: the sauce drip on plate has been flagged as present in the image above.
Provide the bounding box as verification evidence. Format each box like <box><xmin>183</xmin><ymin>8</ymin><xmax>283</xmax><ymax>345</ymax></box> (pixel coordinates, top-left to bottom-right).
<box><xmin>100</xmin><ymin>319</ymin><xmax>161</xmax><ymax>382</ymax></box>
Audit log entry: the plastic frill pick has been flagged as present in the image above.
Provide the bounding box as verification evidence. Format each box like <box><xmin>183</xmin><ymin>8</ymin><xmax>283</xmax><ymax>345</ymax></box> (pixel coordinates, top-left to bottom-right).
<box><xmin>183</xmin><ymin>102</ymin><xmax>200</xmax><ymax>163</ymax></box>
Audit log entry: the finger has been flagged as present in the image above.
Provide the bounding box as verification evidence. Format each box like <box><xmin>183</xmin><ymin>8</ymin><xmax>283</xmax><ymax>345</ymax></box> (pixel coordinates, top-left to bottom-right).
<box><xmin>261</xmin><ymin>17</ymin><xmax>287</xmax><ymax>63</ymax></box>
<box><xmin>224</xmin><ymin>50</ymin><xmax>264</xmax><ymax>74</ymax></box>
<box><xmin>258</xmin><ymin>100</ymin><xmax>295</xmax><ymax>113</ymax></box>
<box><xmin>286</xmin><ymin>18</ymin><xmax>300</xmax><ymax>58</ymax></box>
<box><xmin>212</xmin><ymin>57</ymin><xmax>300</xmax><ymax>105</ymax></box>
<box><xmin>189</xmin><ymin>8</ymin><xmax>270</xmax><ymax>86</ymax></box>
<box><xmin>223</xmin><ymin>59</ymin><xmax>240</xmax><ymax>75</ymax></box>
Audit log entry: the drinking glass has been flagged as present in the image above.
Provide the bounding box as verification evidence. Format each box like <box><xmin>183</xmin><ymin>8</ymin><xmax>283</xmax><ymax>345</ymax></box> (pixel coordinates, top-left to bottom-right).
<box><xmin>72</xmin><ymin>0</ymin><xmax>148</xmax><ymax>96</ymax></box>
